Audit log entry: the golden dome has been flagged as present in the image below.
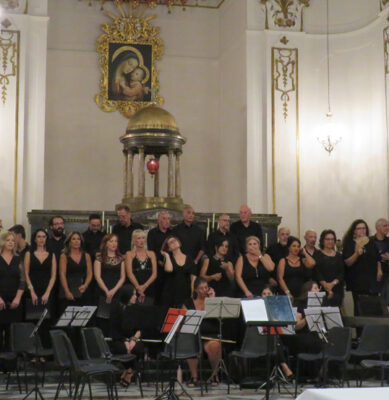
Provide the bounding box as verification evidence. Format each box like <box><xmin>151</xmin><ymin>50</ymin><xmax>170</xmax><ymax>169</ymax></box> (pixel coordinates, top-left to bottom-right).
<box><xmin>127</xmin><ymin>105</ymin><xmax>179</xmax><ymax>132</ymax></box>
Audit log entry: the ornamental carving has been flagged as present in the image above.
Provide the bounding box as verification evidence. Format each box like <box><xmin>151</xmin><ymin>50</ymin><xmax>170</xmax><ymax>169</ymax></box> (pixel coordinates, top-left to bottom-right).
<box><xmin>261</xmin><ymin>0</ymin><xmax>310</xmax><ymax>32</ymax></box>
<box><xmin>384</xmin><ymin>26</ymin><xmax>389</xmax><ymax>74</ymax></box>
<box><xmin>0</xmin><ymin>0</ymin><xmax>27</xmax><ymax>13</ymax></box>
<box><xmin>95</xmin><ymin>2</ymin><xmax>164</xmax><ymax>118</ymax></box>
<box><xmin>272</xmin><ymin>47</ymin><xmax>297</xmax><ymax>120</ymax></box>
<box><xmin>381</xmin><ymin>0</ymin><xmax>389</xmax><ymax>10</ymax></box>
<box><xmin>0</xmin><ymin>30</ymin><xmax>19</xmax><ymax>104</ymax></box>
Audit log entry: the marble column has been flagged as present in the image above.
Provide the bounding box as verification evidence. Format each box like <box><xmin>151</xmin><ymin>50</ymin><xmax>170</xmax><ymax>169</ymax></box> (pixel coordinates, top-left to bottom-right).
<box><xmin>123</xmin><ymin>150</ymin><xmax>128</xmax><ymax>198</ymax></box>
<box><xmin>138</xmin><ymin>147</ymin><xmax>145</xmax><ymax>197</ymax></box>
<box><xmin>167</xmin><ymin>149</ymin><xmax>174</xmax><ymax>198</ymax></box>
<box><xmin>154</xmin><ymin>156</ymin><xmax>160</xmax><ymax>197</ymax></box>
<box><xmin>175</xmin><ymin>152</ymin><xmax>181</xmax><ymax>197</ymax></box>
<box><xmin>127</xmin><ymin>150</ymin><xmax>134</xmax><ymax>198</ymax></box>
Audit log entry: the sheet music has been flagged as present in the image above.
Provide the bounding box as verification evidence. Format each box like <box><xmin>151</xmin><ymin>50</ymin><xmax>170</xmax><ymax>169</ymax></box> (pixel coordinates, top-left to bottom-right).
<box><xmin>56</xmin><ymin>306</ymin><xmax>83</xmax><ymax>327</ymax></box>
<box><xmin>241</xmin><ymin>298</ymin><xmax>268</xmax><ymax>323</ymax></box>
<box><xmin>281</xmin><ymin>307</ymin><xmax>298</xmax><ymax>334</ymax></box>
<box><xmin>307</xmin><ymin>291</ymin><xmax>326</xmax><ymax>307</ymax></box>
<box><xmin>180</xmin><ymin>309</ymin><xmax>206</xmax><ymax>334</ymax></box>
<box><xmin>204</xmin><ymin>297</ymin><xmax>241</xmax><ymax>319</ymax></box>
<box><xmin>304</xmin><ymin>307</ymin><xmax>326</xmax><ymax>339</ymax></box>
<box><xmin>71</xmin><ymin>306</ymin><xmax>97</xmax><ymax>327</ymax></box>
<box><xmin>321</xmin><ymin>306</ymin><xmax>343</xmax><ymax>329</ymax></box>
<box><xmin>165</xmin><ymin>314</ymin><xmax>184</xmax><ymax>344</ymax></box>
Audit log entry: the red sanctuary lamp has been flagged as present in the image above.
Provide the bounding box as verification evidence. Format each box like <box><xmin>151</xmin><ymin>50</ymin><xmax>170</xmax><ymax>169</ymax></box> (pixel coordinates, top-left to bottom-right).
<box><xmin>147</xmin><ymin>158</ymin><xmax>159</xmax><ymax>176</ymax></box>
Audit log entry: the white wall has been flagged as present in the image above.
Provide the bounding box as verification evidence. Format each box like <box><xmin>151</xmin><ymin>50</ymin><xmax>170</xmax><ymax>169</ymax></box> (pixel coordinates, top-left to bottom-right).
<box><xmin>44</xmin><ymin>0</ymin><xmax>220</xmax><ymax>213</ymax></box>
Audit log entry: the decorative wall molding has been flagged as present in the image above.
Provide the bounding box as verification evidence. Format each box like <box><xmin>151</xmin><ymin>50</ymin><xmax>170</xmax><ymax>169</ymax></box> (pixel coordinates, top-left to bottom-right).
<box><xmin>0</xmin><ymin>30</ymin><xmax>18</xmax><ymax>104</ymax></box>
<box><xmin>0</xmin><ymin>0</ymin><xmax>27</xmax><ymax>14</ymax></box>
<box><xmin>381</xmin><ymin>0</ymin><xmax>389</xmax><ymax>11</ymax></box>
<box><xmin>272</xmin><ymin>48</ymin><xmax>297</xmax><ymax>120</ymax></box>
<box><xmin>271</xmin><ymin>46</ymin><xmax>300</xmax><ymax>235</ymax></box>
<box><xmin>261</xmin><ymin>0</ymin><xmax>310</xmax><ymax>32</ymax></box>
<box><xmin>384</xmin><ymin>25</ymin><xmax>389</xmax><ymax>74</ymax></box>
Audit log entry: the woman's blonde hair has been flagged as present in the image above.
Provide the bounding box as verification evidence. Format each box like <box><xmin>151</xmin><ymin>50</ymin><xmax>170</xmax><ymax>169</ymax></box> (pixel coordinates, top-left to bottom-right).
<box><xmin>0</xmin><ymin>231</ymin><xmax>17</xmax><ymax>255</ymax></box>
<box><xmin>245</xmin><ymin>235</ymin><xmax>260</xmax><ymax>250</ymax></box>
<box><xmin>131</xmin><ymin>229</ymin><xmax>146</xmax><ymax>249</ymax></box>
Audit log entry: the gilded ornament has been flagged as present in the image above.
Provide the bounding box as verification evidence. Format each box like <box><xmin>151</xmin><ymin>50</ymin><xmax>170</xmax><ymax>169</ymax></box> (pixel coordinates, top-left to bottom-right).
<box><xmin>280</xmin><ymin>36</ymin><xmax>289</xmax><ymax>45</ymax></box>
<box><xmin>0</xmin><ymin>30</ymin><xmax>18</xmax><ymax>104</ymax></box>
<box><xmin>384</xmin><ymin>26</ymin><xmax>389</xmax><ymax>74</ymax></box>
<box><xmin>261</xmin><ymin>0</ymin><xmax>309</xmax><ymax>31</ymax></box>
<box><xmin>273</xmin><ymin>48</ymin><xmax>297</xmax><ymax>120</ymax></box>
<box><xmin>95</xmin><ymin>3</ymin><xmax>164</xmax><ymax>118</ymax></box>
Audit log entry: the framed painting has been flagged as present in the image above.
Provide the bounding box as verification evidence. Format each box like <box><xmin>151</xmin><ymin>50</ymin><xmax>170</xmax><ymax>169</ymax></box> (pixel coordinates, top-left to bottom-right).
<box><xmin>95</xmin><ymin>12</ymin><xmax>164</xmax><ymax>118</ymax></box>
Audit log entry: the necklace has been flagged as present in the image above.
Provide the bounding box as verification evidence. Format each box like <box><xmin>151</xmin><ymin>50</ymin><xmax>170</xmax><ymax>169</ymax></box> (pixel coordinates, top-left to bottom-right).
<box><xmin>287</xmin><ymin>256</ymin><xmax>300</xmax><ymax>265</ymax></box>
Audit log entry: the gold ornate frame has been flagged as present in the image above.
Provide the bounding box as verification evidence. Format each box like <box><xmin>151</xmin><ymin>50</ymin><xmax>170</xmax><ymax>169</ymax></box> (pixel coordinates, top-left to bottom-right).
<box><xmin>95</xmin><ymin>11</ymin><xmax>164</xmax><ymax>118</ymax></box>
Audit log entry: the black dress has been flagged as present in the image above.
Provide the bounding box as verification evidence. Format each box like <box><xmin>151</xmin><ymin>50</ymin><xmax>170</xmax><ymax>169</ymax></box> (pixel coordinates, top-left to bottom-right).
<box><xmin>161</xmin><ymin>255</ymin><xmax>196</xmax><ymax>307</ymax></box>
<box><xmin>282</xmin><ymin>258</ymin><xmax>305</xmax><ymax>298</ymax></box>
<box><xmin>29</xmin><ymin>251</ymin><xmax>53</xmax><ymax>297</ymax></box>
<box><xmin>132</xmin><ymin>255</ymin><xmax>155</xmax><ymax>298</ymax></box>
<box><xmin>59</xmin><ymin>253</ymin><xmax>88</xmax><ymax>312</ymax></box>
<box><xmin>0</xmin><ymin>255</ymin><xmax>24</xmax><ymax>324</ymax></box>
<box><xmin>238</xmin><ymin>255</ymin><xmax>270</xmax><ymax>297</ymax></box>
<box><xmin>314</xmin><ymin>251</ymin><xmax>344</xmax><ymax>306</ymax></box>
<box><xmin>203</xmin><ymin>257</ymin><xmax>234</xmax><ymax>297</ymax></box>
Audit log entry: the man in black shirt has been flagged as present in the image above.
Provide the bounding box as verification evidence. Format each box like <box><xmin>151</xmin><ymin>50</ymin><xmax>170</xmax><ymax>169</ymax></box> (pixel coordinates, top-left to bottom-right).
<box><xmin>230</xmin><ymin>204</ymin><xmax>263</xmax><ymax>254</ymax></box>
<box><xmin>82</xmin><ymin>213</ymin><xmax>105</xmax><ymax>262</ymax></box>
<box><xmin>147</xmin><ymin>211</ymin><xmax>173</xmax><ymax>304</ymax></box>
<box><xmin>303</xmin><ymin>229</ymin><xmax>318</xmax><ymax>281</ymax></box>
<box><xmin>172</xmin><ymin>205</ymin><xmax>205</xmax><ymax>266</ymax></box>
<box><xmin>266</xmin><ymin>226</ymin><xmax>290</xmax><ymax>287</ymax></box>
<box><xmin>47</xmin><ymin>215</ymin><xmax>66</xmax><ymax>264</ymax></box>
<box><xmin>9</xmin><ymin>224</ymin><xmax>30</xmax><ymax>260</ymax></box>
<box><xmin>112</xmin><ymin>204</ymin><xmax>143</xmax><ymax>255</ymax></box>
<box><xmin>206</xmin><ymin>214</ymin><xmax>240</xmax><ymax>264</ymax></box>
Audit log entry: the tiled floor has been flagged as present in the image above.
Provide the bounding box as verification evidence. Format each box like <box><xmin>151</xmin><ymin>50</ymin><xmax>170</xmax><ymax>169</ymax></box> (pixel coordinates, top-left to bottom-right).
<box><xmin>0</xmin><ymin>373</ymin><xmax>386</xmax><ymax>400</ymax></box>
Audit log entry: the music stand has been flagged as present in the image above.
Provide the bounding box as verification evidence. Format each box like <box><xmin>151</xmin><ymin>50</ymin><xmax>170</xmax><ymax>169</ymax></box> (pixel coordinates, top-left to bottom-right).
<box><xmin>156</xmin><ymin>308</ymin><xmax>205</xmax><ymax>400</ymax></box>
<box><xmin>55</xmin><ymin>306</ymin><xmax>97</xmax><ymax>328</ymax></box>
<box><xmin>23</xmin><ymin>308</ymin><xmax>48</xmax><ymax>400</ymax></box>
<box><xmin>204</xmin><ymin>297</ymin><xmax>240</xmax><ymax>392</ymax></box>
<box><xmin>304</xmin><ymin>306</ymin><xmax>343</xmax><ymax>342</ymax></box>
<box><xmin>241</xmin><ymin>296</ymin><xmax>296</xmax><ymax>400</ymax></box>
<box><xmin>307</xmin><ymin>292</ymin><xmax>326</xmax><ymax>307</ymax></box>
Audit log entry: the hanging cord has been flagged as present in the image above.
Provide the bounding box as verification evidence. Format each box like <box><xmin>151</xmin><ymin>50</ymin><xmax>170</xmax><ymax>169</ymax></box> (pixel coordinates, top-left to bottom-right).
<box><xmin>326</xmin><ymin>0</ymin><xmax>331</xmax><ymax>116</ymax></box>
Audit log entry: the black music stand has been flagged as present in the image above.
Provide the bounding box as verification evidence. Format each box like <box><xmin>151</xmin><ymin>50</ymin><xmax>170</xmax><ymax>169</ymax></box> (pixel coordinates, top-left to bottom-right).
<box><xmin>23</xmin><ymin>308</ymin><xmax>48</xmax><ymax>400</ymax></box>
<box><xmin>204</xmin><ymin>297</ymin><xmax>240</xmax><ymax>392</ymax></box>
<box><xmin>305</xmin><ymin>306</ymin><xmax>343</xmax><ymax>341</ymax></box>
<box><xmin>156</xmin><ymin>308</ymin><xmax>205</xmax><ymax>400</ymax></box>
<box><xmin>241</xmin><ymin>296</ymin><xmax>296</xmax><ymax>400</ymax></box>
<box><xmin>307</xmin><ymin>292</ymin><xmax>326</xmax><ymax>308</ymax></box>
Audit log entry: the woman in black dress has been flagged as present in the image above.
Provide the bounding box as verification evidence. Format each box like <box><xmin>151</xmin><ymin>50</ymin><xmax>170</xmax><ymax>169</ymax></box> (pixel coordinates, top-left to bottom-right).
<box><xmin>59</xmin><ymin>232</ymin><xmax>93</xmax><ymax>313</ymax></box>
<box><xmin>200</xmin><ymin>238</ymin><xmax>235</xmax><ymax>297</ymax></box>
<box><xmin>314</xmin><ymin>230</ymin><xmax>344</xmax><ymax>307</ymax></box>
<box><xmin>94</xmin><ymin>234</ymin><xmax>126</xmax><ymax>335</ymax></box>
<box><xmin>110</xmin><ymin>285</ymin><xmax>144</xmax><ymax>387</ymax></box>
<box><xmin>235</xmin><ymin>236</ymin><xmax>274</xmax><ymax>298</ymax></box>
<box><xmin>278</xmin><ymin>236</ymin><xmax>315</xmax><ymax>302</ymax></box>
<box><xmin>0</xmin><ymin>231</ymin><xmax>25</xmax><ymax>351</ymax></box>
<box><xmin>24</xmin><ymin>229</ymin><xmax>57</xmax><ymax>348</ymax></box>
<box><xmin>160</xmin><ymin>236</ymin><xmax>197</xmax><ymax>307</ymax></box>
<box><xmin>126</xmin><ymin>229</ymin><xmax>157</xmax><ymax>305</ymax></box>
<box><xmin>342</xmin><ymin>219</ymin><xmax>381</xmax><ymax>316</ymax></box>
<box><xmin>183</xmin><ymin>277</ymin><xmax>221</xmax><ymax>387</ymax></box>
<box><xmin>25</xmin><ymin>229</ymin><xmax>56</xmax><ymax>309</ymax></box>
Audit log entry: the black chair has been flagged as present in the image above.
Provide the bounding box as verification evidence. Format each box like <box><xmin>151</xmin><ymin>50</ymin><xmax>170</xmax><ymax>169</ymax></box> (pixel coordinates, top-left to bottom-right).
<box><xmin>294</xmin><ymin>327</ymin><xmax>352</xmax><ymax>397</ymax></box>
<box><xmin>229</xmin><ymin>326</ymin><xmax>273</xmax><ymax>388</ymax></box>
<box><xmin>80</xmin><ymin>327</ymin><xmax>142</xmax><ymax>396</ymax></box>
<box><xmin>10</xmin><ymin>322</ymin><xmax>52</xmax><ymax>392</ymax></box>
<box><xmin>50</xmin><ymin>329</ymin><xmax>119</xmax><ymax>400</ymax></box>
<box><xmin>350</xmin><ymin>324</ymin><xmax>389</xmax><ymax>386</ymax></box>
<box><xmin>156</xmin><ymin>332</ymin><xmax>204</xmax><ymax>396</ymax></box>
<box><xmin>0</xmin><ymin>351</ymin><xmax>22</xmax><ymax>393</ymax></box>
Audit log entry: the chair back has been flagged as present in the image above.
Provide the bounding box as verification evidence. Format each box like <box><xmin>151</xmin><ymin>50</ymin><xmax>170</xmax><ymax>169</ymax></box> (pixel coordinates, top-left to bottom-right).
<box><xmin>62</xmin><ymin>333</ymin><xmax>83</xmax><ymax>373</ymax></box>
<box><xmin>164</xmin><ymin>333</ymin><xmax>201</xmax><ymax>360</ymax></box>
<box><xmin>50</xmin><ymin>330</ymin><xmax>71</xmax><ymax>368</ymax></box>
<box><xmin>325</xmin><ymin>327</ymin><xmax>352</xmax><ymax>359</ymax></box>
<box><xmin>239</xmin><ymin>326</ymin><xmax>273</xmax><ymax>358</ymax></box>
<box><xmin>10</xmin><ymin>322</ymin><xmax>37</xmax><ymax>354</ymax></box>
<box><xmin>358</xmin><ymin>324</ymin><xmax>389</xmax><ymax>354</ymax></box>
<box><xmin>81</xmin><ymin>327</ymin><xmax>112</xmax><ymax>360</ymax></box>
